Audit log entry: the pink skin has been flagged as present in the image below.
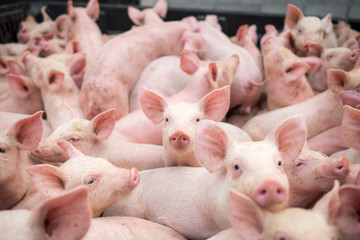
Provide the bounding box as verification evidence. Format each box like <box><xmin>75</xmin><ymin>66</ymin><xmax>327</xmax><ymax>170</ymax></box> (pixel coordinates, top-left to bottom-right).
<box><xmin>261</xmin><ymin>35</ymin><xmax>320</xmax><ymax>110</ymax></box>
<box><xmin>0</xmin><ymin>187</ymin><xmax>91</xmax><ymax>240</ymax></box>
<box><xmin>84</xmin><ymin>216</ymin><xmax>187</xmax><ymax>240</ymax></box>
<box><xmin>284</xmin><ymin>147</ymin><xmax>350</xmax><ymax>208</ymax></box>
<box><xmin>128</xmin><ymin>0</ymin><xmax>167</xmax><ymax>26</ymax></box>
<box><xmin>284</xmin><ymin>4</ymin><xmax>337</xmax><ymax>57</ymax></box>
<box><xmin>22</xmin><ymin>51</ymin><xmax>84</xmax><ymax>131</ymax></box>
<box><xmin>261</xmin><ymin>24</ymin><xmax>295</xmax><ymax>51</ymax></box>
<box><xmin>307</xmin><ymin>126</ymin><xmax>349</xmax><ymax>156</ymax></box>
<box><xmin>0</xmin><ymin>112</ymin><xmax>43</xmax><ymax>210</ymax></box>
<box><xmin>17</xmin><ymin>16</ymin><xmax>37</xmax><ymax>43</ymax></box>
<box><xmin>67</xmin><ymin>0</ymin><xmax>104</xmax><ymax>66</ymax></box>
<box><xmin>81</xmin><ymin>21</ymin><xmax>206</xmax><ymax>120</ymax></box>
<box><xmin>189</xmin><ymin>16</ymin><xmax>264</xmax><ymax>114</ymax></box>
<box><xmin>29</xmin><ymin>109</ymin><xmax>165</xmax><ymax>170</ymax></box>
<box><xmin>1</xmin><ymin>59</ymin><xmax>44</xmax><ymax>114</ymax></box>
<box><xmin>111</xmin><ymin>54</ymin><xmax>239</xmax><ymax>145</ymax></box>
<box><xmin>129</xmin><ymin>55</ymin><xmax>191</xmax><ymax>112</ymax></box>
<box><xmin>231</xmin><ymin>24</ymin><xmax>263</xmax><ymax>74</ymax></box>
<box><xmin>342</xmin><ymin>164</ymin><xmax>360</xmax><ymax>185</ymax></box>
<box><xmin>336</xmin><ymin>20</ymin><xmax>360</xmax><ymax>47</ymax></box>
<box><xmin>19</xmin><ymin>141</ymin><xmax>140</xmax><ymax>218</ymax></box>
<box><xmin>242</xmin><ymin>66</ymin><xmax>360</xmax><ymax>141</ymax></box>
<box><xmin>141</xmin><ymin>86</ymin><xmax>231</xmax><ymax>167</ymax></box>
<box><xmin>313</xmin><ymin>181</ymin><xmax>360</xmax><ymax>240</ymax></box>
<box><xmin>209</xmin><ymin>189</ymin><xmax>338</xmax><ymax>240</ymax></box>
<box><xmin>305</xmin><ymin>41</ymin><xmax>360</xmax><ymax>92</ymax></box>
<box><xmin>104</xmin><ymin>116</ymin><xmax>306</xmax><ymax>239</ymax></box>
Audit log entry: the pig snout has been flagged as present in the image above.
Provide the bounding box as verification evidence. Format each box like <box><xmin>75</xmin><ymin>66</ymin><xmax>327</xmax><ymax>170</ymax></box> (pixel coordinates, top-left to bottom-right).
<box><xmin>129</xmin><ymin>167</ymin><xmax>140</xmax><ymax>189</ymax></box>
<box><xmin>349</xmin><ymin>49</ymin><xmax>360</xmax><ymax>63</ymax></box>
<box><xmin>254</xmin><ymin>180</ymin><xmax>287</xmax><ymax>208</ymax></box>
<box><xmin>29</xmin><ymin>146</ymin><xmax>43</xmax><ymax>158</ymax></box>
<box><xmin>332</xmin><ymin>156</ymin><xmax>350</xmax><ymax>178</ymax></box>
<box><xmin>169</xmin><ymin>131</ymin><xmax>191</xmax><ymax>149</ymax></box>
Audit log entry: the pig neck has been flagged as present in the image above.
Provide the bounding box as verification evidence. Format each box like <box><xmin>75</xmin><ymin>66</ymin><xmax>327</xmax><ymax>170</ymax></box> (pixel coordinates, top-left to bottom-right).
<box><xmin>1</xmin><ymin>151</ymin><xmax>32</xmax><ymax>210</ymax></box>
<box><xmin>163</xmin><ymin>146</ymin><xmax>200</xmax><ymax>167</ymax></box>
<box><xmin>71</xmin><ymin>9</ymin><xmax>104</xmax><ymax>65</ymax></box>
<box><xmin>42</xmin><ymin>93</ymin><xmax>84</xmax><ymax>131</ymax></box>
<box><xmin>288</xmin><ymin>187</ymin><xmax>325</xmax><ymax>208</ymax></box>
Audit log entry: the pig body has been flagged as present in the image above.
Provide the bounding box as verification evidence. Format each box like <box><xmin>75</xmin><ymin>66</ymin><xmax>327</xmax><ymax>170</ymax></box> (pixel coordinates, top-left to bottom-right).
<box><xmin>104</xmin><ymin>116</ymin><xmax>306</xmax><ymax>239</ymax></box>
<box><xmin>129</xmin><ymin>55</ymin><xmax>190</xmax><ymax>112</ymax></box>
<box><xmin>194</xmin><ymin>16</ymin><xmax>264</xmax><ymax>113</ymax></box>
<box><xmin>81</xmin><ymin>21</ymin><xmax>206</xmax><ymax>120</ymax></box>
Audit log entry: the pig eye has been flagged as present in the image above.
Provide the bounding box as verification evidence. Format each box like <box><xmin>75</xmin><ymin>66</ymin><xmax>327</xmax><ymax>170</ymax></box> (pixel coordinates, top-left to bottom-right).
<box><xmin>327</xmin><ymin>54</ymin><xmax>334</xmax><ymax>59</ymax></box>
<box><xmin>285</xmin><ymin>67</ymin><xmax>293</xmax><ymax>73</ymax></box>
<box><xmin>278</xmin><ymin>161</ymin><xmax>282</xmax><ymax>166</ymax></box>
<box><xmin>278</xmin><ymin>237</ymin><xmax>287</xmax><ymax>240</ymax></box>
<box><xmin>296</xmin><ymin>162</ymin><xmax>304</xmax><ymax>167</ymax></box>
<box><xmin>196</xmin><ymin>118</ymin><xmax>200</xmax><ymax>122</ymax></box>
<box><xmin>0</xmin><ymin>148</ymin><xmax>6</xmax><ymax>153</ymax></box>
<box><xmin>234</xmin><ymin>164</ymin><xmax>240</xmax><ymax>170</ymax></box>
<box><xmin>297</xmin><ymin>28</ymin><xmax>302</xmax><ymax>34</ymax></box>
<box><xmin>165</xmin><ymin>118</ymin><xmax>169</xmax><ymax>122</ymax></box>
<box><xmin>67</xmin><ymin>135</ymin><xmax>80</xmax><ymax>143</ymax></box>
<box><xmin>87</xmin><ymin>178</ymin><xmax>96</xmax><ymax>184</ymax></box>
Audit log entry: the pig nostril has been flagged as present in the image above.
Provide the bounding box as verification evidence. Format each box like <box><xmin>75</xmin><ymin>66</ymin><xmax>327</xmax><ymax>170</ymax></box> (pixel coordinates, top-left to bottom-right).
<box><xmin>261</xmin><ymin>190</ymin><xmax>266</xmax><ymax>195</ymax></box>
<box><xmin>337</xmin><ymin>165</ymin><xmax>343</xmax><ymax>170</ymax></box>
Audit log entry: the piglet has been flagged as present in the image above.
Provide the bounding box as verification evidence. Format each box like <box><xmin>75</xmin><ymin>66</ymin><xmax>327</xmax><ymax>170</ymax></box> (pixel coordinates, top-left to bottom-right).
<box><xmin>24</xmin><ymin>141</ymin><xmax>140</xmax><ymax>217</ymax></box>
<box><xmin>29</xmin><ymin>109</ymin><xmax>165</xmax><ymax>170</ymax></box>
<box><xmin>336</xmin><ymin>20</ymin><xmax>360</xmax><ymax>47</ymax></box>
<box><xmin>261</xmin><ymin>35</ymin><xmax>321</xmax><ymax>110</ymax></box>
<box><xmin>141</xmin><ymin>86</ymin><xmax>231</xmax><ymax>166</ymax></box>
<box><xmin>284</xmin><ymin>4</ymin><xmax>337</xmax><ymax>56</ymax></box>
<box><xmin>0</xmin><ymin>187</ymin><xmax>91</xmax><ymax>240</ymax></box>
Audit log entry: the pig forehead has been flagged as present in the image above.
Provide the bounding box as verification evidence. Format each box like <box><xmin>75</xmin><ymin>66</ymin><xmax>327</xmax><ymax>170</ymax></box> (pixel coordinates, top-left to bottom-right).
<box><xmin>227</xmin><ymin>141</ymin><xmax>280</xmax><ymax>164</ymax></box>
<box><xmin>298</xmin><ymin>17</ymin><xmax>322</xmax><ymax>30</ymax></box>
<box><xmin>52</xmin><ymin>119</ymin><xmax>89</xmax><ymax>135</ymax></box>
<box><xmin>61</xmin><ymin>156</ymin><xmax>115</xmax><ymax>178</ymax></box>
<box><xmin>266</xmin><ymin>209</ymin><xmax>334</xmax><ymax>238</ymax></box>
<box><xmin>165</xmin><ymin>102</ymin><xmax>202</xmax><ymax>117</ymax></box>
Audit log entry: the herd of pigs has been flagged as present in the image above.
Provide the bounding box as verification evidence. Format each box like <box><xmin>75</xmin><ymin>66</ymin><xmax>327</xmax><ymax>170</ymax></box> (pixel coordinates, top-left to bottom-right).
<box><xmin>1</xmin><ymin>0</ymin><xmax>360</xmax><ymax>239</ymax></box>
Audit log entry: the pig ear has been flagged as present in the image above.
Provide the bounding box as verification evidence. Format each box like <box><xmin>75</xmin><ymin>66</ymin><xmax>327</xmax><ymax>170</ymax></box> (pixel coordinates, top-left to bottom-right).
<box><xmin>199</xmin><ymin>86</ymin><xmax>231</xmax><ymax>121</ymax></box>
<box><xmin>285</xmin><ymin>4</ymin><xmax>304</xmax><ymax>29</ymax></box>
<box><xmin>86</xmin><ymin>0</ymin><xmax>100</xmax><ymax>19</ymax></box>
<box><xmin>342</xmin><ymin>105</ymin><xmax>360</xmax><ymax>150</ymax></box>
<box><xmin>65</xmin><ymin>40</ymin><xmax>80</xmax><ymax>54</ymax></box>
<box><xmin>48</xmin><ymin>69</ymin><xmax>65</xmax><ymax>92</ymax></box>
<box><xmin>229</xmin><ymin>189</ymin><xmax>265</xmax><ymax>240</ymax></box>
<box><xmin>153</xmin><ymin>0</ymin><xmax>167</xmax><ymax>18</ymax></box>
<box><xmin>127</xmin><ymin>6</ymin><xmax>144</xmax><ymax>25</ymax></box>
<box><xmin>55</xmin><ymin>14</ymin><xmax>72</xmax><ymax>40</ymax></box>
<box><xmin>313</xmin><ymin>181</ymin><xmax>341</xmax><ymax>226</ymax></box>
<box><xmin>266</xmin><ymin>115</ymin><xmax>307</xmax><ymax>165</ymax></box>
<box><xmin>7</xmin><ymin>60</ymin><xmax>25</xmax><ymax>75</ymax></box>
<box><xmin>7</xmin><ymin>111</ymin><xmax>43</xmax><ymax>150</ymax></box>
<box><xmin>0</xmin><ymin>58</ymin><xmax>9</xmax><ymax>75</ymax></box>
<box><xmin>248</xmin><ymin>24</ymin><xmax>258</xmax><ymax>45</ymax></box>
<box><xmin>327</xmin><ymin>69</ymin><xmax>348</xmax><ymax>94</ymax></box>
<box><xmin>335</xmin><ymin>184</ymin><xmax>360</xmax><ymax>236</ymax></box>
<box><xmin>57</xmin><ymin>140</ymin><xmax>84</xmax><ymax>159</ymax></box>
<box><xmin>321</xmin><ymin>13</ymin><xmax>333</xmax><ymax>34</ymax></box>
<box><xmin>304</xmin><ymin>42</ymin><xmax>324</xmax><ymax>57</ymax></box>
<box><xmin>234</xmin><ymin>24</ymin><xmax>248</xmax><ymax>46</ymax></box>
<box><xmin>67</xmin><ymin>52</ymin><xmax>86</xmax><ymax>88</ymax></box>
<box><xmin>27</xmin><ymin>164</ymin><xmax>67</xmax><ymax>198</ymax></box>
<box><xmin>195</xmin><ymin>120</ymin><xmax>228</xmax><ymax>173</ymax></box>
<box><xmin>140</xmin><ymin>88</ymin><xmax>167</xmax><ymax>124</ymax></box>
<box><xmin>30</xmin><ymin>186</ymin><xmax>91</xmax><ymax>240</ymax></box>
<box><xmin>342</xmin><ymin>38</ymin><xmax>359</xmax><ymax>50</ymax></box>
<box><xmin>205</xmin><ymin>15</ymin><xmax>222</xmax><ymax>31</ymax></box>
<box><xmin>180</xmin><ymin>51</ymin><xmax>200</xmax><ymax>75</ymax></box>
<box><xmin>182</xmin><ymin>31</ymin><xmax>207</xmax><ymax>52</ymax></box>
<box><xmin>284</xmin><ymin>61</ymin><xmax>311</xmax><ymax>82</ymax></box>
<box><xmin>41</xmin><ymin>6</ymin><xmax>52</xmax><ymax>22</ymax></box>
<box><xmin>68</xmin><ymin>0</ymin><xmax>77</xmax><ymax>19</ymax></box>
<box><xmin>341</xmin><ymin>91</ymin><xmax>360</xmax><ymax>108</ymax></box>
<box><xmin>300</xmin><ymin>56</ymin><xmax>322</xmax><ymax>72</ymax></box>
<box><xmin>6</xmin><ymin>74</ymin><xmax>32</xmax><ymax>98</ymax></box>
<box><xmin>90</xmin><ymin>108</ymin><xmax>115</xmax><ymax>140</ymax></box>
